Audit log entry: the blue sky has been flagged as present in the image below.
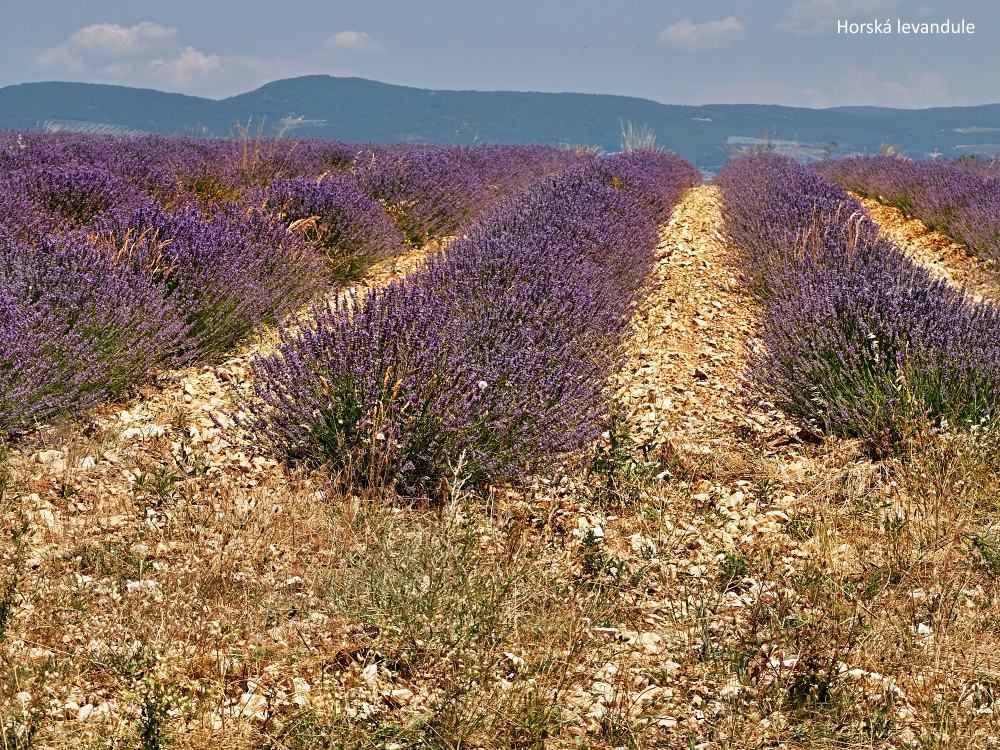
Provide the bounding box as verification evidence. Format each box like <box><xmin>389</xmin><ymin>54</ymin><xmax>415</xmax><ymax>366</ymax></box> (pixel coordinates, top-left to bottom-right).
<box><xmin>0</xmin><ymin>0</ymin><xmax>996</xmax><ymax>107</ymax></box>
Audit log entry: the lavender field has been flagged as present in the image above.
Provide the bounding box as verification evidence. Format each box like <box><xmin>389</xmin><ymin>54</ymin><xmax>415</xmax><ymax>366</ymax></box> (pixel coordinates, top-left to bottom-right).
<box><xmin>4</xmin><ymin>133</ymin><xmax>1000</xmax><ymax>749</ymax></box>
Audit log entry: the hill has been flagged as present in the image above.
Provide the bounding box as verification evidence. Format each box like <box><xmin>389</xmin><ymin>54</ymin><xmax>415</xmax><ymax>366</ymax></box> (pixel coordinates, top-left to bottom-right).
<box><xmin>3</xmin><ymin>75</ymin><xmax>1000</xmax><ymax>172</ymax></box>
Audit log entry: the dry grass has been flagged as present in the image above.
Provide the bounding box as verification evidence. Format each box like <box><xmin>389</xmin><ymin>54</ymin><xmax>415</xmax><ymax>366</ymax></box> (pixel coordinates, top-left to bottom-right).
<box><xmin>7</xmin><ymin>420</ymin><xmax>1000</xmax><ymax>748</ymax></box>
<box><xmin>0</xmin><ymin>438</ymin><xmax>618</xmax><ymax>748</ymax></box>
<box><xmin>3</xmin><ymin>188</ymin><xmax>1000</xmax><ymax>748</ymax></box>
<box><xmin>619</xmin><ymin>121</ymin><xmax>660</xmax><ymax>153</ymax></box>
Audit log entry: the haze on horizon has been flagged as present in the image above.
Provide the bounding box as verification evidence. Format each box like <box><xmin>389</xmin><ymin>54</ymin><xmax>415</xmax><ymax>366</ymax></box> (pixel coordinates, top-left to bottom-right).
<box><xmin>0</xmin><ymin>0</ymin><xmax>995</xmax><ymax>109</ymax></box>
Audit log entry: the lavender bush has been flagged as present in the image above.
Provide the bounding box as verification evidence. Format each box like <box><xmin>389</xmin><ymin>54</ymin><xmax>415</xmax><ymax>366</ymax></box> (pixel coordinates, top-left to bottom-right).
<box><xmin>90</xmin><ymin>202</ymin><xmax>325</xmax><ymax>362</ymax></box>
<box><xmin>242</xmin><ymin>152</ymin><xmax>699</xmax><ymax>494</ymax></box>
<box><xmin>719</xmin><ymin>154</ymin><xmax>1000</xmax><ymax>453</ymax></box>
<box><xmin>353</xmin><ymin>147</ymin><xmax>493</xmax><ymax>244</ymax></box>
<box><xmin>0</xmin><ymin>132</ymin><xmax>178</xmax><ymax>200</ymax></box>
<box><xmin>0</xmin><ymin>229</ymin><xmax>185</xmax><ymax>435</ymax></box>
<box><xmin>0</xmin><ymin>164</ymin><xmax>154</xmax><ymax>241</ymax></box>
<box><xmin>818</xmin><ymin>156</ymin><xmax>1000</xmax><ymax>263</ymax></box>
<box><xmin>450</xmin><ymin>144</ymin><xmax>594</xmax><ymax>198</ymax></box>
<box><xmin>591</xmin><ymin>151</ymin><xmax>696</xmax><ymax>224</ymax></box>
<box><xmin>263</xmin><ymin>176</ymin><xmax>404</xmax><ymax>282</ymax></box>
<box><xmin>0</xmin><ymin>131</ymin><xmax>597</xmax><ymax>439</ymax></box>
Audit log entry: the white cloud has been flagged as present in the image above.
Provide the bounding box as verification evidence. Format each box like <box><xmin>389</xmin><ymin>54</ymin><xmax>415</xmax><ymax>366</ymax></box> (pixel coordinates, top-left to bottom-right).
<box><xmin>35</xmin><ymin>45</ymin><xmax>86</xmax><ymax>74</ymax></box>
<box><xmin>34</xmin><ymin>21</ymin><xmax>355</xmax><ymax>97</ymax></box>
<box><xmin>776</xmin><ymin>0</ymin><xmax>900</xmax><ymax>36</ymax></box>
<box><xmin>38</xmin><ymin>22</ymin><xmax>179</xmax><ymax>67</ymax></box>
<box><xmin>326</xmin><ymin>30</ymin><xmax>381</xmax><ymax>52</ymax></box>
<box><xmin>149</xmin><ymin>47</ymin><xmax>221</xmax><ymax>88</ymax></box>
<box><xmin>658</xmin><ymin>17</ymin><xmax>746</xmax><ymax>52</ymax></box>
<box><xmin>66</xmin><ymin>22</ymin><xmax>177</xmax><ymax>58</ymax></box>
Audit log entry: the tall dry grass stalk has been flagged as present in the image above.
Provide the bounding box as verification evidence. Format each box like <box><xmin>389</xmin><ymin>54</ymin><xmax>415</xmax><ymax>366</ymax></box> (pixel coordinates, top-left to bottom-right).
<box><xmin>619</xmin><ymin>121</ymin><xmax>660</xmax><ymax>153</ymax></box>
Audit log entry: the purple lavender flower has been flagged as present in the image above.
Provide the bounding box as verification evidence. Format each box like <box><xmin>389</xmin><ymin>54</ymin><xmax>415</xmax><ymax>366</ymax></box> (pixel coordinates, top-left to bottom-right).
<box><xmin>352</xmin><ymin>147</ymin><xmax>492</xmax><ymax>244</ymax></box>
<box><xmin>0</xmin><ymin>164</ymin><xmax>154</xmax><ymax>241</ymax></box>
<box><xmin>91</xmin><ymin>201</ymin><xmax>325</xmax><ymax>362</ymax></box>
<box><xmin>263</xmin><ymin>176</ymin><xmax>404</xmax><ymax>282</ymax></box>
<box><xmin>719</xmin><ymin>153</ymin><xmax>1000</xmax><ymax>454</ymax></box>
<box><xmin>0</xmin><ymin>229</ymin><xmax>186</xmax><ymax>435</ymax></box>
<box><xmin>242</xmin><ymin>152</ymin><xmax>699</xmax><ymax>495</ymax></box>
<box><xmin>818</xmin><ymin>156</ymin><xmax>1000</xmax><ymax>263</ymax></box>
<box><xmin>0</xmin><ymin>131</ymin><xmax>600</xmax><ymax>443</ymax></box>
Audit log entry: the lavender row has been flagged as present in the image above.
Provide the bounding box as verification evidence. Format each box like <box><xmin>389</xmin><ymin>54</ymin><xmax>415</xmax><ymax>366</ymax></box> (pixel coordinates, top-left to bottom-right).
<box><xmin>0</xmin><ymin>229</ymin><xmax>188</xmax><ymax>436</ymax></box>
<box><xmin>718</xmin><ymin>154</ymin><xmax>1000</xmax><ymax>454</ymax></box>
<box><xmin>817</xmin><ymin>156</ymin><xmax>1000</xmax><ymax>263</ymax></box>
<box><xmin>0</xmin><ymin>207</ymin><xmax>322</xmax><ymax>436</ymax></box>
<box><xmin>227</xmin><ymin>142</ymin><xmax>589</xmax><ymax>255</ymax></box>
<box><xmin>241</xmin><ymin>151</ymin><xmax>700</xmax><ymax>495</ymax></box>
<box><xmin>0</xmin><ymin>133</ymin><xmax>588</xmax><ymax>437</ymax></box>
<box><xmin>0</xmin><ymin>133</ymin><xmax>590</xmax><ymax>282</ymax></box>
<box><xmin>0</xmin><ymin>164</ymin><xmax>325</xmax><ymax>361</ymax></box>
<box><xmin>262</xmin><ymin>144</ymin><xmax>588</xmax><ymax>278</ymax></box>
<box><xmin>0</xmin><ymin>132</ymin><xmax>589</xmax><ymax>232</ymax></box>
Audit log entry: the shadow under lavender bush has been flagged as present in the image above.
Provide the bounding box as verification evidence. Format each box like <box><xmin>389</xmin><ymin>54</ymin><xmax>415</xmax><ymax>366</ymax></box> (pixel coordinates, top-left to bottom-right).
<box><xmin>241</xmin><ymin>152</ymin><xmax>699</xmax><ymax>495</ymax></box>
<box><xmin>718</xmin><ymin>154</ymin><xmax>1000</xmax><ymax>454</ymax></box>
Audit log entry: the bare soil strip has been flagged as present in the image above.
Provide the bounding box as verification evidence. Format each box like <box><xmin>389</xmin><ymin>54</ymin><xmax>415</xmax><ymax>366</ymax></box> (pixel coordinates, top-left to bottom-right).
<box><xmin>570</xmin><ymin>185</ymin><xmax>1000</xmax><ymax>747</ymax></box>
<box><xmin>611</xmin><ymin>184</ymin><xmax>805</xmax><ymax>470</ymax></box>
<box><xmin>571</xmin><ymin>184</ymin><xmax>851</xmax><ymax>743</ymax></box>
<box><xmin>857</xmin><ymin>193</ymin><xmax>1000</xmax><ymax>301</ymax></box>
<box><xmin>613</xmin><ymin>185</ymin><xmax>752</xmax><ymax>463</ymax></box>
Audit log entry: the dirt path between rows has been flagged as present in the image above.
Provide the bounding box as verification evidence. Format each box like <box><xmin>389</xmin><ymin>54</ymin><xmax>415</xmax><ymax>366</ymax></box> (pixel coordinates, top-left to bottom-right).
<box><xmin>856</xmin><ymin>193</ymin><xmax>1000</xmax><ymax>302</ymax></box>
<box><xmin>563</xmin><ymin>185</ymin><xmax>863</xmax><ymax>744</ymax></box>
<box><xmin>612</xmin><ymin>184</ymin><xmax>754</xmax><ymax>466</ymax></box>
<box><xmin>611</xmin><ymin>184</ymin><xmax>809</xmax><ymax>475</ymax></box>
<box><xmin>574</xmin><ymin>185</ymin><xmax>1000</xmax><ymax>748</ymax></box>
<box><xmin>13</xmin><ymin>242</ymin><xmax>436</xmax><ymax>526</ymax></box>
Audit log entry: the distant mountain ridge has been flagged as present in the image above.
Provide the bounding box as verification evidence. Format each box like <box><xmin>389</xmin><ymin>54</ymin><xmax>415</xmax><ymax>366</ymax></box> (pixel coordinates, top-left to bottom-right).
<box><xmin>2</xmin><ymin>75</ymin><xmax>1000</xmax><ymax>172</ymax></box>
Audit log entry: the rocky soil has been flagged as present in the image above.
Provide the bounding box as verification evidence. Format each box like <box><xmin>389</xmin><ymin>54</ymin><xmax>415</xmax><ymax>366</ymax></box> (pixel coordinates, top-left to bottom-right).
<box><xmin>3</xmin><ymin>190</ymin><xmax>1000</xmax><ymax>749</ymax></box>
